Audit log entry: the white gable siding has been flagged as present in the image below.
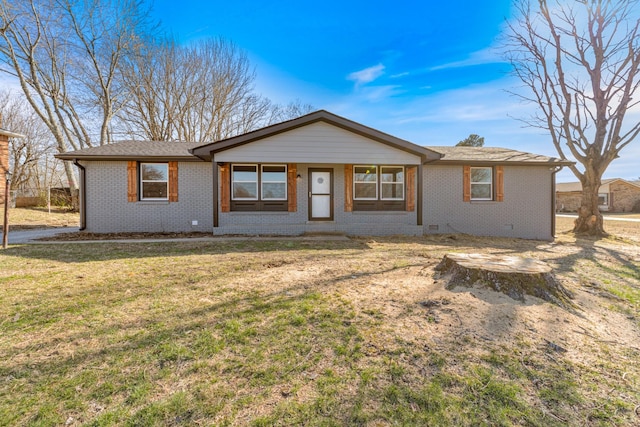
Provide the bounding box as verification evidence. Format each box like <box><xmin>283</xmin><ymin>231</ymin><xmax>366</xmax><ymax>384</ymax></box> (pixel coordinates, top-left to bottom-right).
<box><xmin>214</xmin><ymin>121</ymin><xmax>421</xmax><ymax>164</ymax></box>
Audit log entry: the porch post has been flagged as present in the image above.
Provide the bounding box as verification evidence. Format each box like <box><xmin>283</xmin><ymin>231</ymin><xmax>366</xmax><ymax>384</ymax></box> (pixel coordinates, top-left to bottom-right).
<box><xmin>212</xmin><ymin>159</ymin><xmax>218</xmax><ymax>228</ymax></box>
<box><xmin>417</xmin><ymin>162</ymin><xmax>423</xmax><ymax>226</ymax></box>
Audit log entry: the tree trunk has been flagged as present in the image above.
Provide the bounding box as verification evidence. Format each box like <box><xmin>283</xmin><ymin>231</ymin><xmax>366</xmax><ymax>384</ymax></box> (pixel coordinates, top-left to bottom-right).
<box><xmin>63</xmin><ymin>160</ymin><xmax>79</xmax><ymax>212</ymax></box>
<box><xmin>573</xmin><ymin>175</ymin><xmax>605</xmax><ymax>235</ymax></box>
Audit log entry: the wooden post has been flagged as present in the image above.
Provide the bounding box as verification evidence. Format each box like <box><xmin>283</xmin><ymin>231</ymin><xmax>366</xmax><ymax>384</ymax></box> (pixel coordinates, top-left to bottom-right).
<box><xmin>2</xmin><ymin>173</ymin><xmax>10</xmax><ymax>249</ymax></box>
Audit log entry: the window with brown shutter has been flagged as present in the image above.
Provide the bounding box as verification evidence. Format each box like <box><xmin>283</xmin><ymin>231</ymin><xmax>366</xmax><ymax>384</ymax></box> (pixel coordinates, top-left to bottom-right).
<box><xmin>406</xmin><ymin>166</ymin><xmax>416</xmax><ymax>211</ymax></box>
<box><xmin>168</xmin><ymin>161</ymin><xmax>178</xmax><ymax>202</ymax></box>
<box><xmin>127</xmin><ymin>161</ymin><xmax>137</xmax><ymax>202</ymax></box>
<box><xmin>495</xmin><ymin>165</ymin><xmax>504</xmax><ymax>202</ymax></box>
<box><xmin>287</xmin><ymin>163</ymin><xmax>297</xmax><ymax>212</ymax></box>
<box><xmin>463</xmin><ymin>165</ymin><xmax>504</xmax><ymax>202</ymax></box>
<box><xmin>344</xmin><ymin>164</ymin><xmax>353</xmax><ymax>212</ymax></box>
<box><xmin>463</xmin><ymin>165</ymin><xmax>471</xmax><ymax>202</ymax></box>
<box><xmin>220</xmin><ymin>163</ymin><xmax>230</xmax><ymax>212</ymax></box>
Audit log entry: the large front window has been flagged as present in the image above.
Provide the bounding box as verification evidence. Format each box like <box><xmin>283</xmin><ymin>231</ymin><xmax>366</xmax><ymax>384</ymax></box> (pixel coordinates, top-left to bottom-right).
<box><xmin>470</xmin><ymin>167</ymin><xmax>492</xmax><ymax>201</ymax></box>
<box><xmin>353</xmin><ymin>165</ymin><xmax>405</xmax><ymax>210</ymax></box>
<box><xmin>231</xmin><ymin>164</ymin><xmax>288</xmax><ymax>211</ymax></box>
<box><xmin>140</xmin><ymin>163</ymin><xmax>168</xmax><ymax>200</ymax></box>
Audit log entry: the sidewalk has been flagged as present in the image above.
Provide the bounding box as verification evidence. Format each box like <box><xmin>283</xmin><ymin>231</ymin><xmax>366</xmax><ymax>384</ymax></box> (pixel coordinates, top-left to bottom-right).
<box><xmin>556</xmin><ymin>214</ymin><xmax>640</xmax><ymax>223</ymax></box>
<box><xmin>1</xmin><ymin>227</ymin><xmax>350</xmax><ymax>244</ymax></box>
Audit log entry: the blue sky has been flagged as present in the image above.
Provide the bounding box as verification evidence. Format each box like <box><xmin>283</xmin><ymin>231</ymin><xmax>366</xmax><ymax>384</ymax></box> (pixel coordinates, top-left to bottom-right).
<box><xmin>44</xmin><ymin>1</ymin><xmax>640</xmax><ymax>183</ymax></box>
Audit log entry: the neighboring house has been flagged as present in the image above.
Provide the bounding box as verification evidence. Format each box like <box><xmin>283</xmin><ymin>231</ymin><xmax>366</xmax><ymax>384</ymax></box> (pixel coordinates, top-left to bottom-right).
<box><xmin>56</xmin><ymin>110</ymin><xmax>571</xmax><ymax>240</ymax></box>
<box><xmin>0</xmin><ymin>128</ymin><xmax>26</xmax><ymax>205</ymax></box>
<box><xmin>556</xmin><ymin>179</ymin><xmax>640</xmax><ymax>213</ymax></box>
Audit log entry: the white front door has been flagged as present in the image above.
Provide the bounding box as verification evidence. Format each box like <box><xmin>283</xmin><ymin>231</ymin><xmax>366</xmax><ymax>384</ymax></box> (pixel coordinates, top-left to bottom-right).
<box><xmin>309</xmin><ymin>169</ymin><xmax>333</xmax><ymax>220</ymax></box>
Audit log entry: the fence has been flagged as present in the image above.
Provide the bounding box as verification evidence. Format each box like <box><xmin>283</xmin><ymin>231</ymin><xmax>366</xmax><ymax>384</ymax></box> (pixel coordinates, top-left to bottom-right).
<box><xmin>12</xmin><ymin>187</ymin><xmax>75</xmax><ymax>210</ymax></box>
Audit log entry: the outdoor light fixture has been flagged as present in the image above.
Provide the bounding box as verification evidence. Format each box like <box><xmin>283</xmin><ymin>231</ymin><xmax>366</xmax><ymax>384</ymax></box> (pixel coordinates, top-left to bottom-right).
<box><xmin>296</xmin><ymin>174</ymin><xmax>302</xmax><ymax>181</ymax></box>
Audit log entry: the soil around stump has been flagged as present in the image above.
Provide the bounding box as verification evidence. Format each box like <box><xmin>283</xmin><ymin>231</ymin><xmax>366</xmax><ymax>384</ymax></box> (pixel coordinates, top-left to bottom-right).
<box><xmin>435</xmin><ymin>253</ymin><xmax>575</xmax><ymax>310</ymax></box>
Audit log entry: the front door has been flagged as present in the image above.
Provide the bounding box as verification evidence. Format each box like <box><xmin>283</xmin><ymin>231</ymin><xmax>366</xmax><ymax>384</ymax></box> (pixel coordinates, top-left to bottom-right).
<box><xmin>308</xmin><ymin>168</ymin><xmax>333</xmax><ymax>220</ymax></box>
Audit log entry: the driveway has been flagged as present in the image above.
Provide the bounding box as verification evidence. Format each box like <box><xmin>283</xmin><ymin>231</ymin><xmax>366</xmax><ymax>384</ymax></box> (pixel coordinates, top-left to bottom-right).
<box><xmin>1</xmin><ymin>227</ymin><xmax>80</xmax><ymax>244</ymax></box>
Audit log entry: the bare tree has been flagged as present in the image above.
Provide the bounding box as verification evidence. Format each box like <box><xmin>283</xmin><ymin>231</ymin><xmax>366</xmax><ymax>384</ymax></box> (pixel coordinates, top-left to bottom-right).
<box><xmin>0</xmin><ymin>0</ymin><xmax>153</xmax><ymax>194</ymax></box>
<box><xmin>119</xmin><ymin>38</ymin><xmax>314</xmax><ymax>143</ymax></box>
<box><xmin>507</xmin><ymin>0</ymin><xmax>640</xmax><ymax>235</ymax></box>
<box><xmin>0</xmin><ymin>90</ymin><xmax>54</xmax><ymax>191</ymax></box>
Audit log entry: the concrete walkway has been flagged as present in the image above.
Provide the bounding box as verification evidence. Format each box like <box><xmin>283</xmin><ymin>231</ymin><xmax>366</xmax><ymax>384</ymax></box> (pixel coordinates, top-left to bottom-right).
<box><xmin>556</xmin><ymin>214</ymin><xmax>640</xmax><ymax>223</ymax></box>
<box><xmin>2</xmin><ymin>227</ymin><xmax>81</xmax><ymax>244</ymax></box>
<box><xmin>1</xmin><ymin>227</ymin><xmax>350</xmax><ymax>244</ymax></box>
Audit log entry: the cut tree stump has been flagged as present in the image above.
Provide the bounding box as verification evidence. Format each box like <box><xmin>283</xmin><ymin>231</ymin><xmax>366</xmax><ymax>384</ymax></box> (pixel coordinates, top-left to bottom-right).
<box><xmin>435</xmin><ymin>253</ymin><xmax>574</xmax><ymax>309</ymax></box>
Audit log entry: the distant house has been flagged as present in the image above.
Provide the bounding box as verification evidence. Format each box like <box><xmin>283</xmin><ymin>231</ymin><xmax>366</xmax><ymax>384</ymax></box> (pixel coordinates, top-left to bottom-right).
<box><xmin>56</xmin><ymin>110</ymin><xmax>571</xmax><ymax>240</ymax></box>
<box><xmin>0</xmin><ymin>128</ymin><xmax>25</xmax><ymax>205</ymax></box>
<box><xmin>556</xmin><ymin>178</ymin><xmax>640</xmax><ymax>213</ymax></box>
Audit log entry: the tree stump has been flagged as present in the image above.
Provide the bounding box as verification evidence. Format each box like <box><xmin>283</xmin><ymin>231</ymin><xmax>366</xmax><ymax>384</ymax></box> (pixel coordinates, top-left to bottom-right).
<box><xmin>435</xmin><ymin>253</ymin><xmax>574</xmax><ymax>309</ymax></box>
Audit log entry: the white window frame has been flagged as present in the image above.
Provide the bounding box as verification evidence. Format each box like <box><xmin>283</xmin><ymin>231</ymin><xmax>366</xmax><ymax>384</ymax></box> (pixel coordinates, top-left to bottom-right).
<box><xmin>353</xmin><ymin>165</ymin><xmax>378</xmax><ymax>200</ymax></box>
<box><xmin>470</xmin><ymin>166</ymin><xmax>493</xmax><ymax>201</ymax></box>
<box><xmin>380</xmin><ymin>166</ymin><xmax>405</xmax><ymax>200</ymax></box>
<box><xmin>232</xmin><ymin>164</ymin><xmax>258</xmax><ymax>201</ymax></box>
<box><xmin>140</xmin><ymin>162</ymin><xmax>168</xmax><ymax>201</ymax></box>
<box><xmin>261</xmin><ymin>164</ymin><xmax>287</xmax><ymax>201</ymax></box>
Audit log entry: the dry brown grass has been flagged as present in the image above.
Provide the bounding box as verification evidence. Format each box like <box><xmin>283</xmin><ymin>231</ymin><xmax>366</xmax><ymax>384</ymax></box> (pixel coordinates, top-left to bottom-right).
<box><xmin>0</xmin><ymin>206</ymin><xmax>79</xmax><ymax>230</ymax></box>
<box><xmin>1</xmin><ymin>231</ymin><xmax>639</xmax><ymax>426</ymax></box>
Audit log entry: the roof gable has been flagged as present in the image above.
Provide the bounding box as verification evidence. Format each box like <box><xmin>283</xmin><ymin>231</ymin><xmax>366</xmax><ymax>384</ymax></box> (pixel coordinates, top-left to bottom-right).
<box><xmin>190</xmin><ymin>110</ymin><xmax>441</xmax><ymax>162</ymax></box>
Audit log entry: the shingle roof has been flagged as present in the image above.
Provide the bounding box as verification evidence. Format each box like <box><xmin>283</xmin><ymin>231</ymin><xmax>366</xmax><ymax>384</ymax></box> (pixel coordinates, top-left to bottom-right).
<box><xmin>427</xmin><ymin>146</ymin><xmax>571</xmax><ymax>165</ymax></box>
<box><xmin>56</xmin><ymin>141</ymin><xmax>203</xmax><ymax>161</ymax></box>
<box><xmin>556</xmin><ymin>178</ymin><xmax>640</xmax><ymax>192</ymax></box>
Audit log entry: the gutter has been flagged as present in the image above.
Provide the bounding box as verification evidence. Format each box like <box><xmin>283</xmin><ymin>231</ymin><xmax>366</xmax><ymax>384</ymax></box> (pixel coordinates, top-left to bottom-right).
<box><xmin>73</xmin><ymin>159</ymin><xmax>86</xmax><ymax>231</ymax></box>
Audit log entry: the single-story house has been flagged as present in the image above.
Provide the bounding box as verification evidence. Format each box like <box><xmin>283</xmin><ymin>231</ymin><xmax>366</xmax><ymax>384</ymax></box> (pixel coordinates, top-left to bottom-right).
<box><xmin>56</xmin><ymin>110</ymin><xmax>571</xmax><ymax>240</ymax></box>
<box><xmin>556</xmin><ymin>178</ymin><xmax>640</xmax><ymax>213</ymax></box>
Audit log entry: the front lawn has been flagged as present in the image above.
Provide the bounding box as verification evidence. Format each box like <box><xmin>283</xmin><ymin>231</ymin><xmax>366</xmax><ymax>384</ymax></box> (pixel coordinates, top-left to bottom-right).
<box><xmin>1</xmin><ymin>235</ymin><xmax>638</xmax><ymax>426</ymax></box>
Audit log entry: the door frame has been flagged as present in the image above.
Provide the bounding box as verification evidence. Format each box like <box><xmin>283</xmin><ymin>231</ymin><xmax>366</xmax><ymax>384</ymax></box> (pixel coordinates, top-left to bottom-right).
<box><xmin>308</xmin><ymin>168</ymin><xmax>334</xmax><ymax>221</ymax></box>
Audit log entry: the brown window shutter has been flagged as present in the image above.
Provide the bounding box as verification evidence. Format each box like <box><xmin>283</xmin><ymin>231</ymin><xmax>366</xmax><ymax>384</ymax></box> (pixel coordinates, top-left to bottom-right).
<box><xmin>496</xmin><ymin>166</ymin><xmax>504</xmax><ymax>202</ymax></box>
<box><xmin>168</xmin><ymin>161</ymin><xmax>178</xmax><ymax>202</ymax></box>
<box><xmin>344</xmin><ymin>164</ymin><xmax>353</xmax><ymax>212</ymax></box>
<box><xmin>463</xmin><ymin>165</ymin><xmax>471</xmax><ymax>202</ymax></box>
<box><xmin>406</xmin><ymin>166</ymin><xmax>416</xmax><ymax>211</ymax></box>
<box><xmin>127</xmin><ymin>161</ymin><xmax>137</xmax><ymax>202</ymax></box>
<box><xmin>287</xmin><ymin>163</ymin><xmax>297</xmax><ymax>212</ymax></box>
<box><xmin>220</xmin><ymin>163</ymin><xmax>230</xmax><ymax>212</ymax></box>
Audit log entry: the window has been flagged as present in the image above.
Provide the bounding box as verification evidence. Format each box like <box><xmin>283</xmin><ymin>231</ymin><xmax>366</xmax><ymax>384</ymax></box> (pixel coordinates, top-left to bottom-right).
<box><xmin>354</xmin><ymin>166</ymin><xmax>377</xmax><ymax>199</ymax></box>
<box><xmin>598</xmin><ymin>193</ymin><xmax>609</xmax><ymax>206</ymax></box>
<box><xmin>353</xmin><ymin>165</ymin><xmax>405</xmax><ymax>211</ymax></box>
<box><xmin>140</xmin><ymin>163</ymin><xmax>168</xmax><ymax>200</ymax></box>
<box><xmin>232</xmin><ymin>165</ymin><xmax>258</xmax><ymax>200</ymax></box>
<box><xmin>470</xmin><ymin>167</ymin><xmax>492</xmax><ymax>201</ymax></box>
<box><xmin>380</xmin><ymin>166</ymin><xmax>404</xmax><ymax>200</ymax></box>
<box><xmin>230</xmin><ymin>164</ymin><xmax>288</xmax><ymax>211</ymax></box>
<box><xmin>261</xmin><ymin>165</ymin><xmax>287</xmax><ymax>200</ymax></box>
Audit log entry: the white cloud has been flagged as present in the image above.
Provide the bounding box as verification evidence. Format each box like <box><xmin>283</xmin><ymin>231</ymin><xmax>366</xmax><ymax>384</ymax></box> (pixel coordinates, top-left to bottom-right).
<box><xmin>390</xmin><ymin>72</ymin><xmax>409</xmax><ymax>78</ymax></box>
<box><xmin>347</xmin><ymin>63</ymin><xmax>385</xmax><ymax>86</ymax></box>
<box><xmin>429</xmin><ymin>46</ymin><xmax>504</xmax><ymax>71</ymax></box>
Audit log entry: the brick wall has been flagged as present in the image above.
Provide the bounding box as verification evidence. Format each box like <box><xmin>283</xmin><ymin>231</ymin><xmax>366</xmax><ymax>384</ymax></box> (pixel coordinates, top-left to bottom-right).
<box><xmin>0</xmin><ymin>134</ymin><xmax>8</xmax><ymax>205</ymax></box>
<box><xmin>610</xmin><ymin>181</ymin><xmax>640</xmax><ymax>212</ymax></box>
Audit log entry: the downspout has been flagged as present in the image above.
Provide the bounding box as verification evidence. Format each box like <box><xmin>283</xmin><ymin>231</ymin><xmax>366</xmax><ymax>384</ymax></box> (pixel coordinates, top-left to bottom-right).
<box><xmin>551</xmin><ymin>165</ymin><xmax>564</xmax><ymax>239</ymax></box>
<box><xmin>73</xmin><ymin>159</ymin><xmax>86</xmax><ymax>231</ymax></box>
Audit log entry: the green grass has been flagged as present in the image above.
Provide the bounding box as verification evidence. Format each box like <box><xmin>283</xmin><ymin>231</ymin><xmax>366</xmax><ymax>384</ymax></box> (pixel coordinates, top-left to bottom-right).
<box><xmin>1</xmin><ymin>238</ymin><xmax>638</xmax><ymax>425</ymax></box>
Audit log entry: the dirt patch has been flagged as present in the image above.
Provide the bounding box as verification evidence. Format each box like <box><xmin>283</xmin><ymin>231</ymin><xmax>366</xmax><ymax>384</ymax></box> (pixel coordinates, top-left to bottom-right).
<box><xmin>37</xmin><ymin>231</ymin><xmax>214</xmax><ymax>241</ymax></box>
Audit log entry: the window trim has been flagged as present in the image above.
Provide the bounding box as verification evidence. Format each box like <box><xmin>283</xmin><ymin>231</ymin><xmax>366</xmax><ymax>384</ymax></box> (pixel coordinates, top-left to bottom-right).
<box><xmin>470</xmin><ymin>166</ymin><xmax>493</xmax><ymax>201</ymax></box>
<box><xmin>139</xmin><ymin>162</ymin><xmax>169</xmax><ymax>201</ymax></box>
<box><xmin>353</xmin><ymin>165</ymin><xmax>378</xmax><ymax>200</ymax></box>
